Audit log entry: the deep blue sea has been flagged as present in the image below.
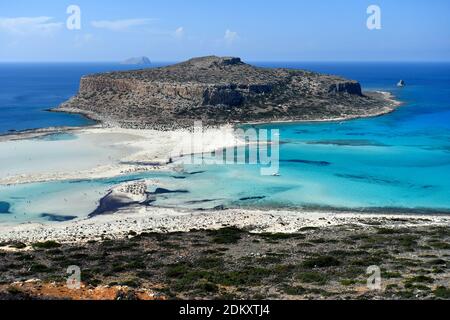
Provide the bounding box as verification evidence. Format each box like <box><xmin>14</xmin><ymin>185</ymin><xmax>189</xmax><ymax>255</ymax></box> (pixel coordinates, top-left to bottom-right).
<box><xmin>0</xmin><ymin>63</ymin><xmax>168</xmax><ymax>134</ymax></box>
<box><xmin>1</xmin><ymin>62</ymin><xmax>450</xmax><ymax>223</ymax></box>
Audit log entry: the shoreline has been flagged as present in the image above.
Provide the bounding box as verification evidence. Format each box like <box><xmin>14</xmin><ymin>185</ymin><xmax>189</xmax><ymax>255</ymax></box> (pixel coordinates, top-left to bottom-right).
<box><xmin>0</xmin><ymin>206</ymin><xmax>449</xmax><ymax>244</ymax></box>
<box><xmin>2</xmin><ymin>90</ymin><xmax>401</xmax><ymax>138</ymax></box>
<box><xmin>242</xmin><ymin>91</ymin><xmax>402</xmax><ymax>126</ymax></box>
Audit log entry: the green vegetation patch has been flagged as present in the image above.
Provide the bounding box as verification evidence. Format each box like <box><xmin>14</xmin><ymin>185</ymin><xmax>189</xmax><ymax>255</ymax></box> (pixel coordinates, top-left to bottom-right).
<box><xmin>283</xmin><ymin>285</ymin><xmax>307</xmax><ymax>296</ymax></box>
<box><xmin>29</xmin><ymin>263</ymin><xmax>52</xmax><ymax>273</ymax></box>
<box><xmin>207</xmin><ymin>227</ymin><xmax>244</xmax><ymax>244</ymax></box>
<box><xmin>32</xmin><ymin>241</ymin><xmax>61</xmax><ymax>250</ymax></box>
<box><xmin>297</xmin><ymin>271</ymin><xmax>329</xmax><ymax>285</ymax></box>
<box><xmin>259</xmin><ymin>233</ymin><xmax>305</xmax><ymax>241</ymax></box>
<box><xmin>340</xmin><ymin>279</ymin><xmax>358</xmax><ymax>286</ymax></box>
<box><xmin>434</xmin><ymin>286</ymin><xmax>450</xmax><ymax>299</ymax></box>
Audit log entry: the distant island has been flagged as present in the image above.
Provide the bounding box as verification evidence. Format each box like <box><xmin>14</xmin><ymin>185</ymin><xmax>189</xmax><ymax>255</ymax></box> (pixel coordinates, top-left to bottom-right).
<box><xmin>120</xmin><ymin>56</ymin><xmax>152</xmax><ymax>65</ymax></box>
<box><xmin>57</xmin><ymin>56</ymin><xmax>399</xmax><ymax>129</ymax></box>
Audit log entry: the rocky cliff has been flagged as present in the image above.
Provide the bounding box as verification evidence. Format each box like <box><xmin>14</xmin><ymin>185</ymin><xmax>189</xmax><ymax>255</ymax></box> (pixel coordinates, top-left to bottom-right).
<box><xmin>57</xmin><ymin>56</ymin><xmax>396</xmax><ymax>128</ymax></box>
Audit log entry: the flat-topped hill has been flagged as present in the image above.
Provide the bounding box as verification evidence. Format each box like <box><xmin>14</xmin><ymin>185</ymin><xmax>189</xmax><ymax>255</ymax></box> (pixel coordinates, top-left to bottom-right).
<box><xmin>57</xmin><ymin>56</ymin><xmax>397</xmax><ymax>128</ymax></box>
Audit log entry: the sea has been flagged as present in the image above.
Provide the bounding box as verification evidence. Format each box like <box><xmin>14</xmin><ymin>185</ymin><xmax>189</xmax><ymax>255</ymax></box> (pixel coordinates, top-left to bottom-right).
<box><xmin>1</xmin><ymin>62</ymin><xmax>450</xmax><ymax>223</ymax></box>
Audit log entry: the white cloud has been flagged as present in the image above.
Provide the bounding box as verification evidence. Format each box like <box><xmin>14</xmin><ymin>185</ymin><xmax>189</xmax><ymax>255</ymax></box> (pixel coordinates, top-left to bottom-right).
<box><xmin>91</xmin><ymin>18</ymin><xmax>153</xmax><ymax>31</ymax></box>
<box><xmin>224</xmin><ymin>29</ymin><xmax>239</xmax><ymax>45</ymax></box>
<box><xmin>0</xmin><ymin>17</ymin><xmax>63</xmax><ymax>35</ymax></box>
<box><xmin>174</xmin><ymin>26</ymin><xmax>184</xmax><ymax>38</ymax></box>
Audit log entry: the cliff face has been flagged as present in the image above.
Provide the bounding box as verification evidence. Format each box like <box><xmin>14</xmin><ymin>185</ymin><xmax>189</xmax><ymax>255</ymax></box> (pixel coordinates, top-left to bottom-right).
<box><xmin>58</xmin><ymin>56</ymin><xmax>392</xmax><ymax>128</ymax></box>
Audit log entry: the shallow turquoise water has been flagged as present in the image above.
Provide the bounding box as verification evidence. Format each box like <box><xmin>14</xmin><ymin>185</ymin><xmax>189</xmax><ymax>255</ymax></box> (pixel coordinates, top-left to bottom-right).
<box><xmin>0</xmin><ymin>171</ymin><xmax>173</xmax><ymax>223</ymax></box>
<box><xmin>177</xmin><ymin>63</ymin><xmax>450</xmax><ymax>212</ymax></box>
<box><xmin>1</xmin><ymin>62</ymin><xmax>450</xmax><ymax>223</ymax></box>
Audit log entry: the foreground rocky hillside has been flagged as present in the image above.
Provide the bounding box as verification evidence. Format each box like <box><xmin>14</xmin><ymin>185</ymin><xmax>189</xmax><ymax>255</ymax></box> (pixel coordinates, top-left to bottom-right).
<box><xmin>57</xmin><ymin>56</ymin><xmax>397</xmax><ymax>128</ymax></box>
<box><xmin>1</xmin><ymin>223</ymin><xmax>448</xmax><ymax>300</ymax></box>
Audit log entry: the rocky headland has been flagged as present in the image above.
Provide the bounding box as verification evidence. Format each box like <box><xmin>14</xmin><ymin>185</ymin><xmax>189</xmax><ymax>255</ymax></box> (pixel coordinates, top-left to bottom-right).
<box><xmin>56</xmin><ymin>56</ymin><xmax>399</xmax><ymax>129</ymax></box>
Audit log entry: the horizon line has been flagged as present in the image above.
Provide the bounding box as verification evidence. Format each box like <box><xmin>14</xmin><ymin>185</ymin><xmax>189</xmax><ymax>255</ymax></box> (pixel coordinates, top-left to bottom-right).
<box><xmin>1</xmin><ymin>59</ymin><xmax>450</xmax><ymax>64</ymax></box>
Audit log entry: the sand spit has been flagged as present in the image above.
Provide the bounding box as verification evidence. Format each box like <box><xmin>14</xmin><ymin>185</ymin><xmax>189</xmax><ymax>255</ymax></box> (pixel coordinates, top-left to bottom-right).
<box><xmin>0</xmin><ymin>125</ymin><xmax>241</xmax><ymax>186</ymax></box>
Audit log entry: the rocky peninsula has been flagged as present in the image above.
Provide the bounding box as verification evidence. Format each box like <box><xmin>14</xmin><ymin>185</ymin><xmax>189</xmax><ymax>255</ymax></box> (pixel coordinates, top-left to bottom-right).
<box><xmin>56</xmin><ymin>56</ymin><xmax>399</xmax><ymax>129</ymax></box>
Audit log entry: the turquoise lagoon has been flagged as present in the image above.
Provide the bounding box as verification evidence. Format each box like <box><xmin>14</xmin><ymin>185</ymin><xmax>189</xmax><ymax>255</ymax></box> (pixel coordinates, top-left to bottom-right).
<box><xmin>1</xmin><ymin>62</ymin><xmax>450</xmax><ymax>223</ymax></box>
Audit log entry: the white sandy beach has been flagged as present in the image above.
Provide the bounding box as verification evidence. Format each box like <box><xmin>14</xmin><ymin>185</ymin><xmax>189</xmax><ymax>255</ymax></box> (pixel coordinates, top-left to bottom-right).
<box><xmin>0</xmin><ymin>205</ymin><xmax>449</xmax><ymax>244</ymax></box>
<box><xmin>0</xmin><ymin>125</ymin><xmax>240</xmax><ymax>185</ymax></box>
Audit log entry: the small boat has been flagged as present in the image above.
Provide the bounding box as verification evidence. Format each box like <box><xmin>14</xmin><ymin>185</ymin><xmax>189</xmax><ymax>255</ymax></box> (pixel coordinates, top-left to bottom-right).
<box><xmin>397</xmin><ymin>80</ymin><xmax>405</xmax><ymax>87</ymax></box>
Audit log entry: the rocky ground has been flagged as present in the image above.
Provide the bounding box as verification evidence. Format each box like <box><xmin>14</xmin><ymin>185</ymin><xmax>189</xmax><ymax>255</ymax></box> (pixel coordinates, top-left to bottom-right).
<box><xmin>56</xmin><ymin>56</ymin><xmax>399</xmax><ymax>129</ymax></box>
<box><xmin>0</xmin><ymin>222</ymin><xmax>448</xmax><ymax>300</ymax></box>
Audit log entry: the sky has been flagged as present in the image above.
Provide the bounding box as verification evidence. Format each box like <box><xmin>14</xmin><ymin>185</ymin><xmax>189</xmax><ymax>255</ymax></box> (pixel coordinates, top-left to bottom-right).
<box><xmin>0</xmin><ymin>0</ymin><xmax>449</xmax><ymax>62</ymax></box>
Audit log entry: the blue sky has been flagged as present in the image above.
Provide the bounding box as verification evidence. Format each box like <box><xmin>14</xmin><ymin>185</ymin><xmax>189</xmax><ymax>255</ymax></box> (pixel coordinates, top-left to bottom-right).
<box><xmin>0</xmin><ymin>0</ymin><xmax>449</xmax><ymax>62</ymax></box>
